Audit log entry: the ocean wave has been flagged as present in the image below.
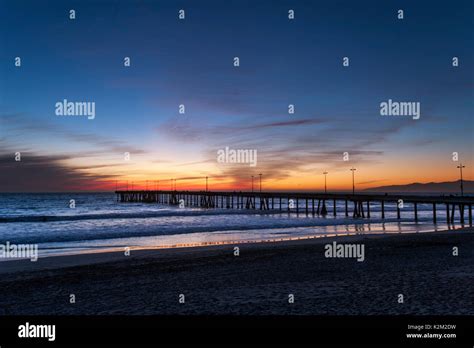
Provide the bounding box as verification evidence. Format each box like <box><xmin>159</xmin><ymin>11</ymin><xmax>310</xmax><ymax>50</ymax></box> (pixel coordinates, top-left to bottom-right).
<box><xmin>0</xmin><ymin>216</ymin><xmax>429</xmax><ymax>244</ymax></box>
<box><xmin>0</xmin><ymin>204</ymin><xmax>443</xmax><ymax>223</ymax></box>
<box><xmin>0</xmin><ymin>209</ymin><xmax>276</xmax><ymax>223</ymax></box>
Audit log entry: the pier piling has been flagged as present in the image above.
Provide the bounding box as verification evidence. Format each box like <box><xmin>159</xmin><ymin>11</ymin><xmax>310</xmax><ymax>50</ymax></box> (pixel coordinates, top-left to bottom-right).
<box><xmin>115</xmin><ymin>190</ymin><xmax>473</xmax><ymax>225</ymax></box>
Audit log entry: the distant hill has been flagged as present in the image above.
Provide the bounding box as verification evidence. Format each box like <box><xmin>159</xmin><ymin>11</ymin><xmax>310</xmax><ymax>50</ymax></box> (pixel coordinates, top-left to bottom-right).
<box><xmin>364</xmin><ymin>180</ymin><xmax>474</xmax><ymax>194</ymax></box>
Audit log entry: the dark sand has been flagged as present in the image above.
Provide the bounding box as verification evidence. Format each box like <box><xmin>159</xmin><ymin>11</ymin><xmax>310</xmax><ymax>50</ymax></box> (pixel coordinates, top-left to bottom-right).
<box><xmin>0</xmin><ymin>229</ymin><xmax>473</xmax><ymax>315</ymax></box>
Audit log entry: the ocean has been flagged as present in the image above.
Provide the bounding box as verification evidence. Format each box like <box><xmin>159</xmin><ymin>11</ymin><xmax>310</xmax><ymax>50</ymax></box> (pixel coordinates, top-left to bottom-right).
<box><xmin>0</xmin><ymin>192</ymin><xmax>466</xmax><ymax>258</ymax></box>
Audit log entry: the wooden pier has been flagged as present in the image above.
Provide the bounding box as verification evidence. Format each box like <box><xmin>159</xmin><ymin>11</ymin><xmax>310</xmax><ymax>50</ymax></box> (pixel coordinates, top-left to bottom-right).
<box><xmin>115</xmin><ymin>190</ymin><xmax>474</xmax><ymax>226</ymax></box>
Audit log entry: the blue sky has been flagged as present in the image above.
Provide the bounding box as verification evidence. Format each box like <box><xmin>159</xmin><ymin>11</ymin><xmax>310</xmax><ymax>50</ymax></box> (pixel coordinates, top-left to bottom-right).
<box><xmin>0</xmin><ymin>0</ymin><xmax>472</xmax><ymax>191</ymax></box>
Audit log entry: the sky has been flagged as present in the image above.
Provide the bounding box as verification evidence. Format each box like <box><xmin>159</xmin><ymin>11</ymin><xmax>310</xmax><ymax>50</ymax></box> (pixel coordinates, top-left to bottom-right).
<box><xmin>0</xmin><ymin>0</ymin><xmax>473</xmax><ymax>192</ymax></box>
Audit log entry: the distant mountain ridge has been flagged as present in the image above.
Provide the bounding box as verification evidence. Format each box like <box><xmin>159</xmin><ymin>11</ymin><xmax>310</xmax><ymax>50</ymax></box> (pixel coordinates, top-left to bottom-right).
<box><xmin>364</xmin><ymin>180</ymin><xmax>474</xmax><ymax>193</ymax></box>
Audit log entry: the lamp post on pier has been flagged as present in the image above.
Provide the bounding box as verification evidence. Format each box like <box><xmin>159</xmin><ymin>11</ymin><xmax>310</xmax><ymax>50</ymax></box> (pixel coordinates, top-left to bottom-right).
<box><xmin>350</xmin><ymin>167</ymin><xmax>356</xmax><ymax>195</ymax></box>
<box><xmin>323</xmin><ymin>171</ymin><xmax>328</xmax><ymax>193</ymax></box>
<box><xmin>457</xmin><ymin>163</ymin><xmax>465</xmax><ymax>196</ymax></box>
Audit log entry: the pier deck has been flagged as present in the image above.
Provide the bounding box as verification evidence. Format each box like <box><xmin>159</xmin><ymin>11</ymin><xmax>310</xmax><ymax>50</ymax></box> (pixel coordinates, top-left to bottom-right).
<box><xmin>115</xmin><ymin>190</ymin><xmax>474</xmax><ymax>225</ymax></box>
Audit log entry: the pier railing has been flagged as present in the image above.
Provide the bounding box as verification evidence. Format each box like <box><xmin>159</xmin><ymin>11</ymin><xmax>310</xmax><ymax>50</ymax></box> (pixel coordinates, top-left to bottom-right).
<box><xmin>115</xmin><ymin>190</ymin><xmax>474</xmax><ymax>225</ymax></box>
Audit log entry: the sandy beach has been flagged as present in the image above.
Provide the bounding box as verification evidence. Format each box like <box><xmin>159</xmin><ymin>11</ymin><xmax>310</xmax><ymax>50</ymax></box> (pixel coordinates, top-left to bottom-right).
<box><xmin>0</xmin><ymin>228</ymin><xmax>473</xmax><ymax>315</ymax></box>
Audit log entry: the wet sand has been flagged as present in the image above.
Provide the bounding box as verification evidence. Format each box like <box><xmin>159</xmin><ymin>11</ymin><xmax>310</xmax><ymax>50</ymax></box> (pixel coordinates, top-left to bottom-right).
<box><xmin>0</xmin><ymin>228</ymin><xmax>473</xmax><ymax>315</ymax></box>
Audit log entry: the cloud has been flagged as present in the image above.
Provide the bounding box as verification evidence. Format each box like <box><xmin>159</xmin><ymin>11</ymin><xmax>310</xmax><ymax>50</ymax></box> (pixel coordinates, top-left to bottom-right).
<box><xmin>0</xmin><ymin>152</ymin><xmax>118</xmax><ymax>192</ymax></box>
<box><xmin>155</xmin><ymin>112</ymin><xmax>415</xmax><ymax>185</ymax></box>
<box><xmin>209</xmin><ymin>149</ymin><xmax>385</xmax><ymax>184</ymax></box>
<box><xmin>0</xmin><ymin>112</ymin><xmax>146</xmax><ymax>156</ymax></box>
<box><xmin>174</xmin><ymin>159</ymin><xmax>215</xmax><ymax>167</ymax></box>
<box><xmin>156</xmin><ymin>116</ymin><xmax>328</xmax><ymax>144</ymax></box>
<box><xmin>357</xmin><ymin>179</ymin><xmax>389</xmax><ymax>185</ymax></box>
<box><xmin>231</xmin><ymin>118</ymin><xmax>326</xmax><ymax>131</ymax></box>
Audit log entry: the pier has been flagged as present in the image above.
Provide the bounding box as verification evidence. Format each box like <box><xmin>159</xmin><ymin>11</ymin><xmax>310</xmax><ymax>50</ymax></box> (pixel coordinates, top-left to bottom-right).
<box><xmin>115</xmin><ymin>190</ymin><xmax>474</xmax><ymax>226</ymax></box>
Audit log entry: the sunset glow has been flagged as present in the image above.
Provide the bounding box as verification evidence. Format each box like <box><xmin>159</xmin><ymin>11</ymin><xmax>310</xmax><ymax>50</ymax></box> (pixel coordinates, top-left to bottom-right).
<box><xmin>1</xmin><ymin>1</ymin><xmax>472</xmax><ymax>192</ymax></box>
